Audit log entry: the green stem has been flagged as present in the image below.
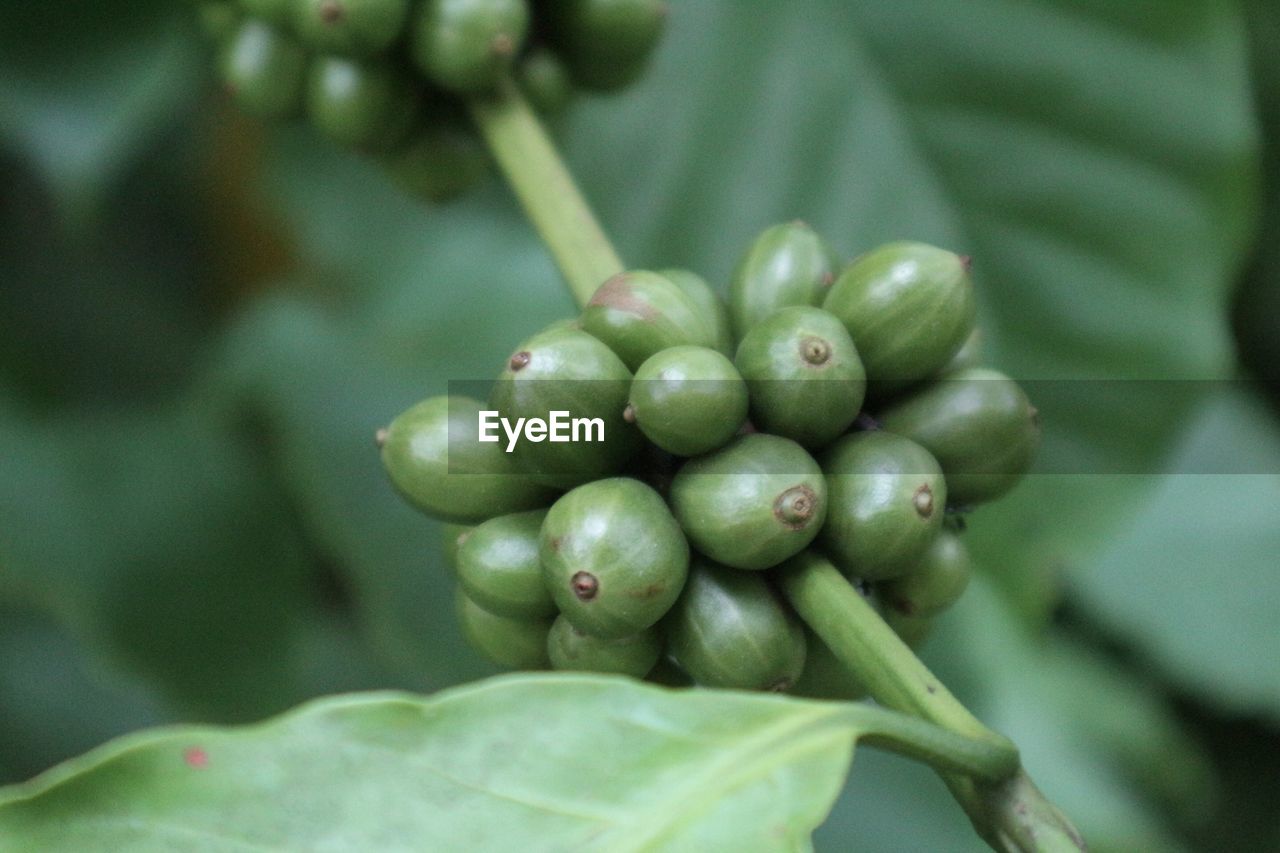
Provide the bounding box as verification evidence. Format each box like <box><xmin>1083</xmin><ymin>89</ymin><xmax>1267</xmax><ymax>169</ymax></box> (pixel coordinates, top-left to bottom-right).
<box><xmin>841</xmin><ymin>705</ymin><xmax>1015</xmax><ymax>784</ymax></box>
<box><xmin>779</xmin><ymin>552</ymin><xmax>1013</xmax><ymax>752</ymax></box>
<box><xmin>469</xmin><ymin>81</ymin><xmax>625</xmax><ymax>307</ymax></box>
<box><xmin>780</xmin><ymin>552</ymin><xmax>1084</xmax><ymax>852</ymax></box>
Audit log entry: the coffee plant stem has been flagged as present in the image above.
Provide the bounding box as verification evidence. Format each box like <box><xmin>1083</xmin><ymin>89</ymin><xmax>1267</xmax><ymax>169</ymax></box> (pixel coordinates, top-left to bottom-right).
<box><xmin>780</xmin><ymin>555</ymin><xmax>1084</xmax><ymax>852</ymax></box>
<box><xmin>842</xmin><ymin>705</ymin><xmax>1017</xmax><ymax>783</ymax></box>
<box><xmin>779</xmin><ymin>554</ymin><xmax>1012</xmax><ymax>750</ymax></box>
<box><xmin>470</xmin><ymin>80</ymin><xmax>626</xmax><ymax>307</ymax></box>
<box><xmin>469</xmin><ymin>79</ymin><xmax>1083</xmax><ymax>853</ymax></box>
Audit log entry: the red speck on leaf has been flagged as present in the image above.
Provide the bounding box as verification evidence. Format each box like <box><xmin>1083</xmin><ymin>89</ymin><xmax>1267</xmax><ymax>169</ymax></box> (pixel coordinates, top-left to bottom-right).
<box><xmin>184</xmin><ymin>747</ymin><xmax>209</xmax><ymax>769</ymax></box>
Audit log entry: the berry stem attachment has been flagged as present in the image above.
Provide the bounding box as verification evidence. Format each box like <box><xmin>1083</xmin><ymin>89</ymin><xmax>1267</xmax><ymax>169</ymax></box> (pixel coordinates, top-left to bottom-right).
<box><xmin>469</xmin><ymin>80</ymin><xmax>625</xmax><ymax>307</ymax></box>
<box><xmin>779</xmin><ymin>553</ymin><xmax>1084</xmax><ymax>852</ymax></box>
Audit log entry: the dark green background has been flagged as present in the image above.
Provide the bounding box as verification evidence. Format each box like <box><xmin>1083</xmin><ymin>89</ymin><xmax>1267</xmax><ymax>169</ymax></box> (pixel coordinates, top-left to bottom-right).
<box><xmin>1</xmin><ymin>1</ymin><xmax>1278</xmax><ymax>849</ymax></box>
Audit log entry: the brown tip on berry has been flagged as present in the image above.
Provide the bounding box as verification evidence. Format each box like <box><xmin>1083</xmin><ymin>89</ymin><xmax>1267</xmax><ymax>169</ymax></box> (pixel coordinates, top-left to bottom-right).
<box><xmin>1029</xmin><ymin>406</ymin><xmax>1041</xmax><ymax>429</ymax></box>
<box><xmin>959</xmin><ymin>255</ymin><xmax>973</xmax><ymax>274</ymax></box>
<box><xmin>571</xmin><ymin>571</ymin><xmax>599</xmax><ymax>601</ymax></box>
<box><xmin>774</xmin><ymin>484</ymin><xmax>818</xmax><ymax>529</ymax></box>
<box><xmin>822</xmin><ymin>271</ymin><xmax>835</xmax><ymax>287</ymax></box>
<box><xmin>623</xmin><ymin>404</ymin><xmax>636</xmax><ymax>424</ymax></box>
<box><xmin>800</xmin><ymin>336</ymin><xmax>831</xmax><ymax>366</ymax></box>
<box><xmin>375</xmin><ymin>428</ymin><xmax>389</xmax><ymax>449</ymax></box>
<box><xmin>765</xmin><ymin>677</ymin><xmax>794</xmax><ymax>692</ymax></box>
<box><xmin>913</xmin><ymin>484</ymin><xmax>935</xmax><ymax>519</ymax></box>
<box><xmin>319</xmin><ymin>0</ymin><xmax>344</xmax><ymax>24</ymax></box>
<box><xmin>509</xmin><ymin>351</ymin><xmax>532</xmax><ymax>372</ymax></box>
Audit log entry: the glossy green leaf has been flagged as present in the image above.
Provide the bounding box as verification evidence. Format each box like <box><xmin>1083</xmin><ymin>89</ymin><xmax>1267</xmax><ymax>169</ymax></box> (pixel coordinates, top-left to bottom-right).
<box><xmin>0</xmin><ymin>675</ymin><xmax>871</xmax><ymax>850</ymax></box>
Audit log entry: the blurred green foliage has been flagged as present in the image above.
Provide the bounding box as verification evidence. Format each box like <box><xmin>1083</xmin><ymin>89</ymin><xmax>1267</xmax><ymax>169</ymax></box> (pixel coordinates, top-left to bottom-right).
<box><xmin>1</xmin><ymin>0</ymin><xmax>1279</xmax><ymax>849</ymax></box>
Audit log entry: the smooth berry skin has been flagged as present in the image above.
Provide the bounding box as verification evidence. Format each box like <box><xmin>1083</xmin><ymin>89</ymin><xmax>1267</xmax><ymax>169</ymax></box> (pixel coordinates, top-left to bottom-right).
<box><xmin>411</xmin><ymin>0</ymin><xmax>529</xmax><ymax>94</ymax></box>
<box><xmin>293</xmin><ymin>0</ymin><xmax>411</xmax><ymax>56</ymax></box>
<box><xmin>735</xmin><ymin>306</ymin><xmax>866</xmax><ymax>450</ymax></box>
<box><xmin>670</xmin><ymin>434</ymin><xmax>827</xmax><ymax>571</ymax></box>
<box><xmin>628</xmin><ymin>346</ymin><xmax>748</xmax><ymax>457</ymax></box>
<box><xmin>457</xmin><ymin>510</ymin><xmax>556</xmax><ymax>620</ymax></box>
<box><xmin>876</xmin><ymin>367</ymin><xmax>1039</xmax><ymax>505</ymax></box>
<box><xmin>489</xmin><ymin>323</ymin><xmax>641</xmax><ymax>490</ymax></box>
<box><xmin>221</xmin><ymin>19</ymin><xmax>308</xmax><ymax>120</ymax></box>
<box><xmin>457</xmin><ymin>589</ymin><xmax>552</xmax><ymax>669</ymax></box>
<box><xmin>546</xmin><ymin>616</ymin><xmax>662</xmax><ymax>678</ymax></box>
<box><xmin>824</xmin><ymin>242</ymin><xmax>975</xmax><ymax>387</ymax></box>
<box><xmin>880</xmin><ymin>530</ymin><xmax>971</xmax><ymax>619</ymax></box>
<box><xmin>580</xmin><ymin>270</ymin><xmax>716</xmax><ymax>372</ymax></box>
<box><xmin>819</xmin><ymin>431</ymin><xmax>947</xmax><ymax>581</ymax></box>
<box><xmin>544</xmin><ymin>0</ymin><xmax>667</xmax><ymax>92</ymax></box>
<box><xmin>660</xmin><ymin>268</ymin><xmax>735</xmax><ymax>358</ymax></box>
<box><xmin>540</xmin><ymin>478</ymin><xmax>689</xmax><ymax>639</ymax></box>
<box><xmin>379</xmin><ymin>396</ymin><xmax>557</xmax><ymax>525</ymax></box>
<box><xmin>728</xmin><ymin>221</ymin><xmax>840</xmax><ymax>341</ymax></box>
<box><xmin>665</xmin><ymin>559</ymin><xmax>807</xmax><ymax>691</ymax></box>
<box><xmin>307</xmin><ymin>56</ymin><xmax>418</xmax><ymax>152</ymax></box>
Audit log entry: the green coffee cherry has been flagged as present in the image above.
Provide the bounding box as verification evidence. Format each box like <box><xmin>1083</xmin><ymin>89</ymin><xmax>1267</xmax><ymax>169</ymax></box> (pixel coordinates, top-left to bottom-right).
<box><xmin>670</xmin><ymin>434</ymin><xmax>827</xmax><ymax>571</ymax></box>
<box><xmin>293</xmin><ymin>0</ymin><xmax>410</xmax><ymax>56</ymax></box>
<box><xmin>489</xmin><ymin>324</ymin><xmax>640</xmax><ymax>489</ymax></box>
<box><xmin>876</xmin><ymin>368</ymin><xmax>1039</xmax><ymax>505</ymax></box>
<box><xmin>880</xmin><ymin>530</ymin><xmax>971</xmax><ymax>619</ymax></box>
<box><xmin>518</xmin><ymin>48</ymin><xmax>574</xmax><ymax>115</ymax></box>
<box><xmin>457</xmin><ymin>510</ymin><xmax>556</xmax><ymax>619</ymax></box>
<box><xmin>547</xmin><ymin>616</ymin><xmax>661</xmax><ymax>677</ymax></box>
<box><xmin>823</xmin><ymin>242</ymin><xmax>976</xmax><ymax>385</ymax></box>
<box><xmin>545</xmin><ymin>0</ymin><xmax>667</xmax><ymax>92</ymax></box>
<box><xmin>580</xmin><ymin>271</ymin><xmax>716</xmax><ymax>372</ymax></box>
<box><xmin>439</xmin><ymin>523</ymin><xmax>473</xmax><ymax>576</ymax></box>
<box><xmin>789</xmin><ymin>630</ymin><xmax>867</xmax><ymax>701</ymax></box>
<box><xmin>665</xmin><ymin>560</ymin><xmax>806</xmax><ymax>691</ymax></box>
<box><xmin>883</xmin><ymin>607</ymin><xmax>933</xmax><ymax>652</ymax></box>
<box><xmin>307</xmin><ymin>56</ymin><xmax>418</xmax><ymax>152</ymax></box>
<box><xmin>728</xmin><ymin>222</ymin><xmax>840</xmax><ymax>341</ymax></box>
<box><xmin>945</xmin><ymin>327</ymin><xmax>984</xmax><ymax>374</ymax></box>
<box><xmin>379</xmin><ymin>395</ymin><xmax>557</xmax><ymax>524</ymax></box>
<box><xmin>410</xmin><ymin>0</ymin><xmax>529</xmax><ymax>93</ymax></box>
<box><xmin>199</xmin><ymin>2</ymin><xmax>242</xmax><ymax>43</ymax></box>
<box><xmin>735</xmin><ymin>306</ymin><xmax>866</xmax><ymax>449</ymax></box>
<box><xmin>819</xmin><ymin>431</ymin><xmax>947</xmax><ymax>581</ymax></box>
<box><xmin>385</xmin><ymin>119</ymin><xmax>491</xmax><ymax>202</ymax></box>
<box><xmin>241</xmin><ymin>0</ymin><xmax>293</xmax><ymax>26</ymax></box>
<box><xmin>540</xmin><ymin>478</ymin><xmax>689</xmax><ymax>638</ymax></box>
<box><xmin>661</xmin><ymin>268</ymin><xmax>735</xmax><ymax>358</ymax></box>
<box><xmin>457</xmin><ymin>588</ymin><xmax>551</xmax><ymax>669</ymax></box>
<box><xmin>646</xmin><ymin>657</ymin><xmax>694</xmax><ymax>687</ymax></box>
<box><xmin>221</xmin><ymin>19</ymin><xmax>308</xmax><ymax>120</ymax></box>
<box><xmin>627</xmin><ymin>346</ymin><xmax>748</xmax><ymax>457</ymax></box>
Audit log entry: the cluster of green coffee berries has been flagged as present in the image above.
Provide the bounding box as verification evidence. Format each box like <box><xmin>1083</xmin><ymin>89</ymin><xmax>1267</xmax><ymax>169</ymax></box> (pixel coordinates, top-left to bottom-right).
<box><xmin>380</xmin><ymin>222</ymin><xmax>1039</xmax><ymax>696</ymax></box>
<box><xmin>194</xmin><ymin>0</ymin><xmax>666</xmax><ymax>200</ymax></box>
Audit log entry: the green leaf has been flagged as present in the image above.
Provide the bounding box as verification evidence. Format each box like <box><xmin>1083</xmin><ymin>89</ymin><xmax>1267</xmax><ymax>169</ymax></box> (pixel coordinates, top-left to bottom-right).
<box><xmin>0</xmin><ymin>676</ymin><xmax>871</xmax><ymax>850</ymax></box>
<box><xmin>0</xmin><ymin>0</ymin><xmax>203</xmax><ymax>216</ymax></box>
<box><xmin>1068</xmin><ymin>386</ymin><xmax>1280</xmax><ymax>720</ymax></box>
<box><xmin>0</xmin><ymin>389</ymin><xmax>357</xmax><ymax>721</ymax></box>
